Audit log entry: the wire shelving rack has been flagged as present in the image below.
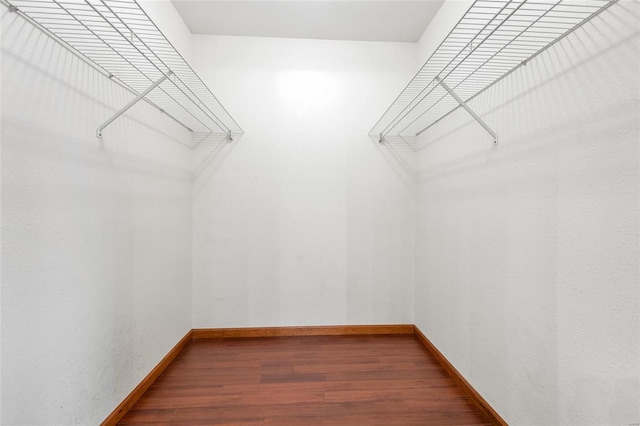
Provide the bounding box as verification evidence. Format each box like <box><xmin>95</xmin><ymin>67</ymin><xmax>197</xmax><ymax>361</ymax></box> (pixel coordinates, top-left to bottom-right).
<box><xmin>370</xmin><ymin>0</ymin><xmax>618</xmax><ymax>145</ymax></box>
<box><xmin>3</xmin><ymin>0</ymin><xmax>243</xmax><ymax>144</ymax></box>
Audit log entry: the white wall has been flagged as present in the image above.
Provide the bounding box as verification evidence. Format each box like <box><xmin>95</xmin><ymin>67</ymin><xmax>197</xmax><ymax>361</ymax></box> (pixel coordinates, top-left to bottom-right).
<box><xmin>0</xmin><ymin>6</ymin><xmax>3</xmax><ymax>419</ymax></box>
<box><xmin>139</xmin><ymin>0</ymin><xmax>193</xmax><ymax>64</ymax></box>
<box><xmin>1</xmin><ymin>1</ymin><xmax>192</xmax><ymax>423</ymax></box>
<box><xmin>414</xmin><ymin>1</ymin><xmax>640</xmax><ymax>425</ymax></box>
<box><xmin>190</xmin><ymin>35</ymin><xmax>417</xmax><ymax>327</ymax></box>
<box><xmin>2</xmin><ymin>0</ymin><xmax>638</xmax><ymax>424</ymax></box>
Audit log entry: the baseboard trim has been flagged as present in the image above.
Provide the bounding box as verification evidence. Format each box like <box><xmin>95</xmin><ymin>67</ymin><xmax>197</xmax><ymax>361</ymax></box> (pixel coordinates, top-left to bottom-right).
<box><xmin>192</xmin><ymin>324</ymin><xmax>414</xmax><ymax>339</ymax></box>
<box><xmin>413</xmin><ymin>325</ymin><xmax>507</xmax><ymax>426</ymax></box>
<box><xmin>102</xmin><ymin>324</ymin><xmax>505</xmax><ymax>425</ymax></box>
<box><xmin>101</xmin><ymin>329</ymin><xmax>193</xmax><ymax>426</ymax></box>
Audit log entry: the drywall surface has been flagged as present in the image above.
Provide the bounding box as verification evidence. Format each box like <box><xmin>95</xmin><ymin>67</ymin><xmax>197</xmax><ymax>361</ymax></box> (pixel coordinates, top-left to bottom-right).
<box><xmin>0</xmin><ymin>10</ymin><xmax>3</xmax><ymax>420</ymax></box>
<box><xmin>1</xmin><ymin>4</ymin><xmax>192</xmax><ymax>424</ymax></box>
<box><xmin>139</xmin><ymin>0</ymin><xmax>192</xmax><ymax>63</ymax></box>
<box><xmin>190</xmin><ymin>35</ymin><xmax>417</xmax><ymax>327</ymax></box>
<box><xmin>414</xmin><ymin>1</ymin><xmax>640</xmax><ymax>425</ymax></box>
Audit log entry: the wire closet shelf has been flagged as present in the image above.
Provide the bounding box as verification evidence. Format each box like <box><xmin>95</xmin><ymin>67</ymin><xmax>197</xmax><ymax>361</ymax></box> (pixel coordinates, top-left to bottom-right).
<box><xmin>3</xmin><ymin>0</ymin><xmax>243</xmax><ymax>144</ymax></box>
<box><xmin>371</xmin><ymin>0</ymin><xmax>617</xmax><ymax>146</ymax></box>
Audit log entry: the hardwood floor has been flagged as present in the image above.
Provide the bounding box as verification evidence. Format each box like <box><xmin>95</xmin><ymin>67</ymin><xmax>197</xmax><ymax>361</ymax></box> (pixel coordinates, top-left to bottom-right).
<box><xmin>119</xmin><ymin>334</ymin><xmax>492</xmax><ymax>425</ymax></box>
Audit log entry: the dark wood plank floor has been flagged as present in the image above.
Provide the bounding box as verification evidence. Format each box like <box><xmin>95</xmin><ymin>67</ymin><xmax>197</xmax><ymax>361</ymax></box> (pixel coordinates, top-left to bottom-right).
<box><xmin>120</xmin><ymin>334</ymin><xmax>491</xmax><ymax>425</ymax></box>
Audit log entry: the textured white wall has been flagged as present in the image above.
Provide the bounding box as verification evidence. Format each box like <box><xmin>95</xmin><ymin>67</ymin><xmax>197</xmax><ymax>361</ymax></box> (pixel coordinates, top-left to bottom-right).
<box><xmin>0</xmin><ymin>6</ymin><xmax>3</xmax><ymax>419</ymax></box>
<box><xmin>0</xmin><ymin>5</ymin><xmax>4</xmax><ymax>420</ymax></box>
<box><xmin>0</xmin><ymin>1</ymin><xmax>192</xmax><ymax>423</ymax></box>
<box><xmin>2</xmin><ymin>0</ymin><xmax>638</xmax><ymax>424</ymax></box>
<box><xmin>414</xmin><ymin>1</ymin><xmax>640</xmax><ymax>425</ymax></box>
<box><xmin>190</xmin><ymin>35</ymin><xmax>417</xmax><ymax>328</ymax></box>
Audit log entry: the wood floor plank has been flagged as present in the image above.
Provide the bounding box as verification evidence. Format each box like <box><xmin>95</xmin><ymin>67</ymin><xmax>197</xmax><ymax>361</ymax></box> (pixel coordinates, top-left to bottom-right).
<box><xmin>119</xmin><ymin>335</ymin><xmax>492</xmax><ymax>425</ymax></box>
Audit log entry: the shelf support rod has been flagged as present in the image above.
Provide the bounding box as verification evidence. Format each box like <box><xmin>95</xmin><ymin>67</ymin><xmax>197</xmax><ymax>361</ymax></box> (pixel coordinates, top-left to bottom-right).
<box><xmin>434</xmin><ymin>76</ymin><xmax>497</xmax><ymax>145</ymax></box>
<box><xmin>97</xmin><ymin>71</ymin><xmax>173</xmax><ymax>138</ymax></box>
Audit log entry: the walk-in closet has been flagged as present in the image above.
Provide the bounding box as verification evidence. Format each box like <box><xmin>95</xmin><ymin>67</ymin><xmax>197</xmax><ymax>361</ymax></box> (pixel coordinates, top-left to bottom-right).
<box><xmin>1</xmin><ymin>0</ymin><xmax>638</xmax><ymax>424</ymax></box>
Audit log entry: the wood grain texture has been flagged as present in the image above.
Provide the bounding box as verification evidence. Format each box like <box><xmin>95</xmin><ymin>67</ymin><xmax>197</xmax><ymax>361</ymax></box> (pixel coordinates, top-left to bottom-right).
<box><xmin>413</xmin><ymin>325</ymin><xmax>508</xmax><ymax>426</ymax></box>
<box><xmin>101</xmin><ymin>330</ymin><xmax>193</xmax><ymax>426</ymax></box>
<box><xmin>119</xmin><ymin>334</ymin><xmax>492</xmax><ymax>425</ymax></box>
<box><xmin>192</xmin><ymin>324</ymin><xmax>414</xmax><ymax>339</ymax></box>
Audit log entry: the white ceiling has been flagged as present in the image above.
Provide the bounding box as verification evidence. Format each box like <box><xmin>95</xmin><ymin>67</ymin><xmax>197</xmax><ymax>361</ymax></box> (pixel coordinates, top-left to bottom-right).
<box><xmin>171</xmin><ymin>1</ymin><xmax>444</xmax><ymax>43</ymax></box>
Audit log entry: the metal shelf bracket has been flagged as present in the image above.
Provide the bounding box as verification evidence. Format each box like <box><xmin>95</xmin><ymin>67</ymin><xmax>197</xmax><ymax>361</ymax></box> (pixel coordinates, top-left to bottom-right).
<box><xmin>97</xmin><ymin>71</ymin><xmax>173</xmax><ymax>138</ymax></box>
<box><xmin>5</xmin><ymin>0</ymin><xmax>243</xmax><ymax>146</ymax></box>
<box><xmin>370</xmin><ymin>0</ymin><xmax>616</xmax><ymax>147</ymax></box>
<box><xmin>435</xmin><ymin>76</ymin><xmax>498</xmax><ymax>145</ymax></box>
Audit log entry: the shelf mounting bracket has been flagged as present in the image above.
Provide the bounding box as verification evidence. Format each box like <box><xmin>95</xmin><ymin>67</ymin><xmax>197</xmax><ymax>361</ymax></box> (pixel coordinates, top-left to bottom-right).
<box><xmin>435</xmin><ymin>76</ymin><xmax>498</xmax><ymax>145</ymax></box>
<box><xmin>97</xmin><ymin>71</ymin><xmax>173</xmax><ymax>138</ymax></box>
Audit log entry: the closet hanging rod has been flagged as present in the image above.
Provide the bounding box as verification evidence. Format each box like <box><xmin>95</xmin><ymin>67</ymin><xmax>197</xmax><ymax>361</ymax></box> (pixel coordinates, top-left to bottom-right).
<box><xmin>371</xmin><ymin>0</ymin><xmax>617</xmax><ymax>145</ymax></box>
<box><xmin>4</xmin><ymin>0</ymin><xmax>243</xmax><ymax>145</ymax></box>
<box><xmin>97</xmin><ymin>71</ymin><xmax>172</xmax><ymax>138</ymax></box>
<box><xmin>2</xmin><ymin>0</ymin><xmax>190</xmax><ymax>133</ymax></box>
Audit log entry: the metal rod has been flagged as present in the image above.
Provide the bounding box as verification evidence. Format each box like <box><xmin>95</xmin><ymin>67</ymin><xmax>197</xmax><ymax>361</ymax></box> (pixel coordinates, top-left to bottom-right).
<box><xmin>416</xmin><ymin>0</ymin><xmax>617</xmax><ymax>138</ymax></box>
<box><xmin>435</xmin><ymin>76</ymin><xmax>498</xmax><ymax>144</ymax></box>
<box><xmin>0</xmin><ymin>0</ymin><xmax>193</xmax><ymax>134</ymax></box>
<box><xmin>85</xmin><ymin>1</ymin><xmax>226</xmax><ymax>134</ymax></box>
<box><xmin>368</xmin><ymin>0</ymin><xmax>483</xmax><ymax>137</ymax></box>
<box><xmin>401</xmin><ymin>0</ymin><xmax>564</xmax><ymax>137</ymax></box>
<box><xmin>3</xmin><ymin>0</ymin><xmax>244</xmax><ymax>140</ymax></box>
<box><xmin>369</xmin><ymin>0</ymin><xmax>615</xmax><ymax>141</ymax></box>
<box><xmin>379</xmin><ymin>0</ymin><xmax>519</xmax><ymax>138</ymax></box>
<box><xmin>97</xmin><ymin>71</ymin><xmax>172</xmax><ymax>137</ymax></box>
<box><xmin>131</xmin><ymin>0</ymin><xmax>243</xmax><ymax>132</ymax></box>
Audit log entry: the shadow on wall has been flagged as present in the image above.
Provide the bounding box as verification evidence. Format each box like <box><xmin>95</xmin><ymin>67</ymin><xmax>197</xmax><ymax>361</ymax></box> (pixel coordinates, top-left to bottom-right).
<box><xmin>368</xmin><ymin>1</ymin><xmax>639</xmax><ymax>196</ymax></box>
<box><xmin>2</xmin><ymin>3</ymin><xmax>193</xmax><ymax>424</ymax></box>
<box><xmin>1</xmin><ymin>7</ymin><xmax>193</xmax><ymax>180</ymax></box>
<box><xmin>191</xmin><ymin>131</ymin><xmax>239</xmax><ymax>183</ymax></box>
<box><xmin>415</xmin><ymin>1</ymin><xmax>638</xmax><ymax>425</ymax></box>
<box><xmin>370</xmin><ymin>134</ymin><xmax>417</xmax><ymax>191</ymax></box>
<box><xmin>417</xmin><ymin>0</ymin><xmax>639</xmax><ymax>185</ymax></box>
